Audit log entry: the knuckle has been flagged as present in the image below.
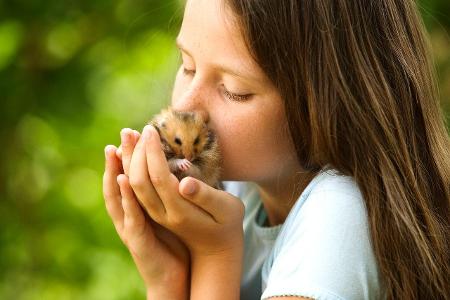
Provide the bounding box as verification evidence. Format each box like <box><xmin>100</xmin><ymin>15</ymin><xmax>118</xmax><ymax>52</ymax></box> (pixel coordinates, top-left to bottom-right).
<box><xmin>129</xmin><ymin>176</ymin><xmax>145</xmax><ymax>190</ymax></box>
<box><xmin>168</xmin><ymin>213</ymin><xmax>187</xmax><ymax>228</ymax></box>
<box><xmin>150</xmin><ymin>175</ymin><xmax>164</xmax><ymax>187</ymax></box>
<box><xmin>121</xmin><ymin>144</ymin><xmax>132</xmax><ymax>155</ymax></box>
<box><xmin>104</xmin><ymin>201</ymin><xmax>114</xmax><ymax>215</ymax></box>
<box><xmin>125</xmin><ymin>216</ymin><xmax>144</xmax><ymax>232</ymax></box>
<box><xmin>102</xmin><ymin>190</ymin><xmax>110</xmax><ymax>200</ymax></box>
<box><xmin>145</xmin><ymin>209</ymin><xmax>165</xmax><ymax>226</ymax></box>
<box><xmin>152</xmin><ymin>214</ymin><xmax>165</xmax><ymax>225</ymax></box>
<box><xmin>103</xmin><ymin>189</ymin><xmax>118</xmax><ymax>202</ymax></box>
<box><xmin>195</xmin><ymin>195</ymin><xmax>208</xmax><ymax>207</ymax></box>
<box><xmin>121</xmin><ymin>155</ymin><xmax>129</xmax><ymax>165</ymax></box>
<box><xmin>120</xmin><ymin>139</ymin><xmax>127</xmax><ymax>148</ymax></box>
<box><xmin>104</xmin><ymin>196</ymin><xmax>114</xmax><ymax>209</ymax></box>
<box><xmin>139</xmin><ymin>198</ymin><xmax>158</xmax><ymax>213</ymax></box>
<box><xmin>134</xmin><ymin>196</ymin><xmax>166</xmax><ymax>222</ymax></box>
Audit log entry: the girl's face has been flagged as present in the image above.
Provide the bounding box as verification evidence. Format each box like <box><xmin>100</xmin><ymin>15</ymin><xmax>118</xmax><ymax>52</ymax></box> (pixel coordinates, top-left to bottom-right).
<box><xmin>171</xmin><ymin>0</ymin><xmax>300</xmax><ymax>184</ymax></box>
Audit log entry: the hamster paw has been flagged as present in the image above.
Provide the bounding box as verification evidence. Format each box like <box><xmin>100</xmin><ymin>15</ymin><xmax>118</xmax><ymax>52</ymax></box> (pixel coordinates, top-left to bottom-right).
<box><xmin>175</xmin><ymin>158</ymin><xmax>193</xmax><ymax>172</ymax></box>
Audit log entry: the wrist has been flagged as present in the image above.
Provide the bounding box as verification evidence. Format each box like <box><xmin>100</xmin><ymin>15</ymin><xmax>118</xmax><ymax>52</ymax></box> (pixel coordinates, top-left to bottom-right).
<box><xmin>144</xmin><ymin>263</ymin><xmax>190</xmax><ymax>300</ymax></box>
<box><xmin>146</xmin><ymin>283</ymin><xmax>189</xmax><ymax>300</ymax></box>
<box><xmin>145</xmin><ymin>272</ymin><xmax>189</xmax><ymax>300</ymax></box>
<box><xmin>190</xmin><ymin>245</ymin><xmax>243</xmax><ymax>300</ymax></box>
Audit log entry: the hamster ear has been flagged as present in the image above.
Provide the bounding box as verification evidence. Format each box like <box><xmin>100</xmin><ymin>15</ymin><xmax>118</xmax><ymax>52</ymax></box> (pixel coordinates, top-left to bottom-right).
<box><xmin>160</xmin><ymin>106</ymin><xmax>174</xmax><ymax>117</ymax></box>
<box><xmin>152</xmin><ymin>110</ymin><xmax>168</xmax><ymax>127</ymax></box>
<box><xmin>156</xmin><ymin>105</ymin><xmax>172</xmax><ymax>118</ymax></box>
<box><xmin>194</xmin><ymin>111</ymin><xmax>207</xmax><ymax>124</ymax></box>
<box><xmin>149</xmin><ymin>120</ymin><xmax>159</xmax><ymax>132</ymax></box>
<box><xmin>150</xmin><ymin>112</ymin><xmax>164</xmax><ymax>130</ymax></box>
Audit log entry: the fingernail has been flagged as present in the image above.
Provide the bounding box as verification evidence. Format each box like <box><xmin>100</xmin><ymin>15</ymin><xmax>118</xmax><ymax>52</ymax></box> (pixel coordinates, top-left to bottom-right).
<box><xmin>105</xmin><ymin>145</ymin><xmax>112</xmax><ymax>158</ymax></box>
<box><xmin>121</xmin><ymin>128</ymin><xmax>130</xmax><ymax>144</ymax></box>
<box><xmin>184</xmin><ymin>180</ymin><xmax>197</xmax><ymax>195</ymax></box>
<box><xmin>117</xmin><ymin>174</ymin><xmax>125</xmax><ymax>185</ymax></box>
<box><xmin>143</xmin><ymin>125</ymin><xmax>153</xmax><ymax>140</ymax></box>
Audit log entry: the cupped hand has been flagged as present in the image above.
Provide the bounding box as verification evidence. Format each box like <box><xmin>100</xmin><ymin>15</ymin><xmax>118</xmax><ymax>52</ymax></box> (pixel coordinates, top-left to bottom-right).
<box><xmin>128</xmin><ymin>125</ymin><xmax>245</xmax><ymax>259</ymax></box>
<box><xmin>103</xmin><ymin>129</ymin><xmax>189</xmax><ymax>298</ymax></box>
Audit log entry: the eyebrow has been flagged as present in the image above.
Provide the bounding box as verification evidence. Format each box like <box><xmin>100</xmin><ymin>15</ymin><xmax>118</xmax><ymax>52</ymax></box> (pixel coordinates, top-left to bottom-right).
<box><xmin>175</xmin><ymin>37</ymin><xmax>260</xmax><ymax>82</ymax></box>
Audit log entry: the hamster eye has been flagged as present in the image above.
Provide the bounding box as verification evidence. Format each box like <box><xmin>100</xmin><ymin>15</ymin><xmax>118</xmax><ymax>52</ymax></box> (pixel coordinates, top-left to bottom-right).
<box><xmin>193</xmin><ymin>136</ymin><xmax>200</xmax><ymax>145</ymax></box>
<box><xmin>174</xmin><ymin>137</ymin><xmax>182</xmax><ymax>145</ymax></box>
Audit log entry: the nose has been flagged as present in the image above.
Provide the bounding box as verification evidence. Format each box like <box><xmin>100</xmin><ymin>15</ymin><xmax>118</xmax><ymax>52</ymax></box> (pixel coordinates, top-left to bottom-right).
<box><xmin>172</xmin><ymin>88</ymin><xmax>210</xmax><ymax>123</ymax></box>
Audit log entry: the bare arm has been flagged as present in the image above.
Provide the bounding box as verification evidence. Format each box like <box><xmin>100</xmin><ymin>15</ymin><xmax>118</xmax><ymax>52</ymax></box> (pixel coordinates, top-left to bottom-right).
<box><xmin>128</xmin><ymin>125</ymin><xmax>245</xmax><ymax>300</ymax></box>
<box><xmin>107</xmin><ymin>129</ymin><xmax>190</xmax><ymax>299</ymax></box>
<box><xmin>189</xmin><ymin>245</ymin><xmax>243</xmax><ymax>300</ymax></box>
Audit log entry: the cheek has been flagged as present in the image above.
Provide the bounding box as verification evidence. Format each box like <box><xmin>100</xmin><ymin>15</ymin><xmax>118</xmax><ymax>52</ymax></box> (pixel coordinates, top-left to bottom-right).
<box><xmin>217</xmin><ymin>118</ymin><xmax>296</xmax><ymax>181</ymax></box>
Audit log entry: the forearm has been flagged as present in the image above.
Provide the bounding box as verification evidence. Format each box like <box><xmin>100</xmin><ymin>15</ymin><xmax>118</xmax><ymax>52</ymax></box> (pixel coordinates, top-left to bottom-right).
<box><xmin>144</xmin><ymin>261</ymin><xmax>190</xmax><ymax>300</ymax></box>
<box><xmin>189</xmin><ymin>249</ymin><xmax>243</xmax><ymax>300</ymax></box>
<box><xmin>146</xmin><ymin>272</ymin><xmax>190</xmax><ymax>300</ymax></box>
<box><xmin>146</xmin><ymin>285</ymin><xmax>188</xmax><ymax>300</ymax></box>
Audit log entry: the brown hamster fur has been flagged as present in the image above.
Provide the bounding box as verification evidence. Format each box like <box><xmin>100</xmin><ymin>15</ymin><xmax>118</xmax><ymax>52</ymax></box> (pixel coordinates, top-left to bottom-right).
<box><xmin>149</xmin><ymin>107</ymin><xmax>221</xmax><ymax>188</ymax></box>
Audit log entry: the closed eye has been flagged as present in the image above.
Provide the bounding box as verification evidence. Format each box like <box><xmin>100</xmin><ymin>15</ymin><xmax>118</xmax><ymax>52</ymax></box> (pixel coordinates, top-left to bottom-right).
<box><xmin>182</xmin><ymin>67</ymin><xmax>195</xmax><ymax>76</ymax></box>
<box><xmin>182</xmin><ymin>66</ymin><xmax>253</xmax><ymax>101</ymax></box>
<box><xmin>223</xmin><ymin>89</ymin><xmax>253</xmax><ymax>101</ymax></box>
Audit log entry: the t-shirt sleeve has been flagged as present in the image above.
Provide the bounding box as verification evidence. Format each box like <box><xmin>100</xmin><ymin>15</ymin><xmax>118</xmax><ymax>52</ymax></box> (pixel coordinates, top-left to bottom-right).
<box><xmin>261</xmin><ymin>179</ymin><xmax>381</xmax><ymax>300</ymax></box>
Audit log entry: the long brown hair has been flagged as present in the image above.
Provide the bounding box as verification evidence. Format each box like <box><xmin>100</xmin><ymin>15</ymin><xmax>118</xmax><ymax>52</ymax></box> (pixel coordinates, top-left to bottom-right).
<box><xmin>225</xmin><ymin>0</ymin><xmax>450</xmax><ymax>298</ymax></box>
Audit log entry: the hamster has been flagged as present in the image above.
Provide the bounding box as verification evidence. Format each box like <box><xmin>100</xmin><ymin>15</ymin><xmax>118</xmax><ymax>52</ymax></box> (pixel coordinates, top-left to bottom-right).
<box><xmin>149</xmin><ymin>107</ymin><xmax>221</xmax><ymax>188</ymax></box>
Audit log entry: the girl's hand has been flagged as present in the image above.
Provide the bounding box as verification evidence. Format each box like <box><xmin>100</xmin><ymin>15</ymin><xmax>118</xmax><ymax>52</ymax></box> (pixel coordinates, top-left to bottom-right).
<box><xmin>130</xmin><ymin>125</ymin><xmax>245</xmax><ymax>257</ymax></box>
<box><xmin>103</xmin><ymin>129</ymin><xmax>189</xmax><ymax>299</ymax></box>
<box><xmin>129</xmin><ymin>125</ymin><xmax>245</xmax><ymax>299</ymax></box>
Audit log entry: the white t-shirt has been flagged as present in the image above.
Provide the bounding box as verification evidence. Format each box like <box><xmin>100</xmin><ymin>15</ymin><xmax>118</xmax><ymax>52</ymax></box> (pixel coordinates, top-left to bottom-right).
<box><xmin>224</xmin><ymin>169</ymin><xmax>382</xmax><ymax>300</ymax></box>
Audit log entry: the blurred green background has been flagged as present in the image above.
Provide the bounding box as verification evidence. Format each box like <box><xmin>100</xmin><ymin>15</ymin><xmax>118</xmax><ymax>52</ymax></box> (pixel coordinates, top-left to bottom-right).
<box><xmin>0</xmin><ymin>0</ymin><xmax>448</xmax><ymax>299</ymax></box>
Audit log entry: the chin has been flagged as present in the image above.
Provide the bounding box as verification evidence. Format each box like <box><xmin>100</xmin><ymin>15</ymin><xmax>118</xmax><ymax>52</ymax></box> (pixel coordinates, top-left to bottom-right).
<box><xmin>218</xmin><ymin>168</ymin><xmax>241</xmax><ymax>182</ymax></box>
<box><xmin>219</xmin><ymin>169</ymin><xmax>257</xmax><ymax>183</ymax></box>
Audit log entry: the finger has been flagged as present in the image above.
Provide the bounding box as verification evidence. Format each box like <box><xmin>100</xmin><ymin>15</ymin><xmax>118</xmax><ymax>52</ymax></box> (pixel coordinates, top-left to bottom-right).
<box><xmin>103</xmin><ymin>145</ymin><xmax>124</xmax><ymax>232</ymax></box>
<box><xmin>179</xmin><ymin>177</ymin><xmax>243</xmax><ymax>224</ymax></box>
<box><xmin>129</xmin><ymin>128</ymin><xmax>167</xmax><ymax>220</ymax></box>
<box><xmin>117</xmin><ymin>174</ymin><xmax>147</xmax><ymax>234</ymax></box>
<box><xmin>121</xmin><ymin>128</ymin><xmax>137</xmax><ymax>176</ymax></box>
<box><xmin>133</xmin><ymin>130</ymin><xmax>141</xmax><ymax>140</ymax></box>
<box><xmin>117</xmin><ymin>175</ymin><xmax>160</xmax><ymax>261</ymax></box>
<box><xmin>116</xmin><ymin>145</ymin><xmax>122</xmax><ymax>160</ymax></box>
<box><xmin>143</xmin><ymin>125</ymin><xmax>182</xmax><ymax>212</ymax></box>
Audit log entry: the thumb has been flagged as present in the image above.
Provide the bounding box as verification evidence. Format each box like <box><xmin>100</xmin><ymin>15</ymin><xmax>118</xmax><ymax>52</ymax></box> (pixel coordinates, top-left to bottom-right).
<box><xmin>179</xmin><ymin>177</ymin><xmax>243</xmax><ymax>224</ymax></box>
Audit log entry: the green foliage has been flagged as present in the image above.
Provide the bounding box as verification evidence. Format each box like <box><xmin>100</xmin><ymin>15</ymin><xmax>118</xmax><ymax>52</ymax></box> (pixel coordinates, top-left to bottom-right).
<box><xmin>0</xmin><ymin>0</ymin><xmax>448</xmax><ymax>299</ymax></box>
<box><xmin>0</xmin><ymin>0</ymin><xmax>182</xmax><ymax>299</ymax></box>
<box><xmin>418</xmin><ymin>0</ymin><xmax>450</xmax><ymax>123</ymax></box>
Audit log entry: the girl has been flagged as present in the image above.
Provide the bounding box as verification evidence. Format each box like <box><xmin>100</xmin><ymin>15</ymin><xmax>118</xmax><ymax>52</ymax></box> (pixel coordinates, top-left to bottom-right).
<box><xmin>103</xmin><ymin>0</ymin><xmax>450</xmax><ymax>299</ymax></box>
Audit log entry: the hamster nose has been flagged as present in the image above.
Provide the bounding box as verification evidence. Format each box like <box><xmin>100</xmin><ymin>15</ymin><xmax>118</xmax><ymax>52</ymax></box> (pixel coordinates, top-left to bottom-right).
<box><xmin>185</xmin><ymin>153</ymin><xmax>193</xmax><ymax>161</ymax></box>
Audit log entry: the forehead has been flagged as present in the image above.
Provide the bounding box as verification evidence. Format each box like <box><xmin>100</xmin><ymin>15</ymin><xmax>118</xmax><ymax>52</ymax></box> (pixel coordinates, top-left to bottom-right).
<box><xmin>179</xmin><ymin>0</ymin><xmax>266</xmax><ymax>82</ymax></box>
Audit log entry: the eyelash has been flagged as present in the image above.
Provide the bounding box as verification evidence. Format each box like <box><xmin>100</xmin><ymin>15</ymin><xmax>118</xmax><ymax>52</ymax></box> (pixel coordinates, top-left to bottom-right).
<box><xmin>182</xmin><ymin>67</ymin><xmax>195</xmax><ymax>76</ymax></box>
<box><xmin>223</xmin><ymin>89</ymin><xmax>252</xmax><ymax>101</ymax></box>
<box><xmin>182</xmin><ymin>67</ymin><xmax>253</xmax><ymax>102</ymax></box>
